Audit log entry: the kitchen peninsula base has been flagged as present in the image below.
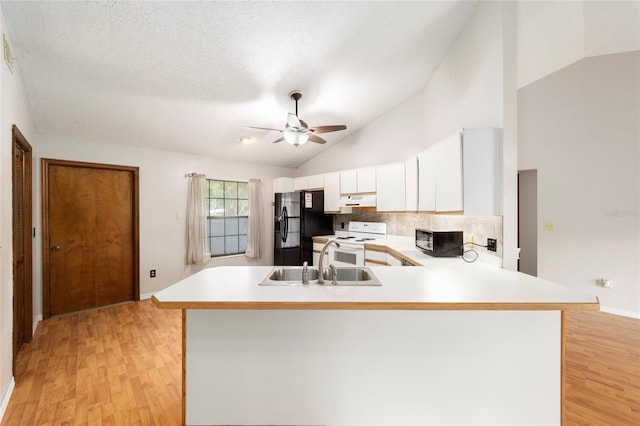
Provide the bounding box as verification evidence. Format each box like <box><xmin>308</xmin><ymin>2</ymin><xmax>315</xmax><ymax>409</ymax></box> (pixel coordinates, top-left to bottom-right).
<box><xmin>152</xmin><ymin>266</ymin><xmax>598</xmax><ymax>426</ymax></box>
<box><xmin>185</xmin><ymin>309</ymin><xmax>560</xmax><ymax>425</ymax></box>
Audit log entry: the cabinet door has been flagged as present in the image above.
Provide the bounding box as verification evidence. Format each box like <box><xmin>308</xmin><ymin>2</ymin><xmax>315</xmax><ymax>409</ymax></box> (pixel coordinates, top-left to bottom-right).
<box><xmin>307</xmin><ymin>174</ymin><xmax>324</xmax><ymax>190</ymax></box>
<box><xmin>463</xmin><ymin>128</ymin><xmax>502</xmax><ymax>215</ymax></box>
<box><xmin>340</xmin><ymin>169</ymin><xmax>358</xmax><ymax>194</ymax></box>
<box><xmin>435</xmin><ymin>132</ymin><xmax>463</xmax><ymax>212</ymax></box>
<box><xmin>323</xmin><ymin>172</ymin><xmax>341</xmax><ymax>212</ymax></box>
<box><xmin>376</xmin><ymin>163</ymin><xmax>405</xmax><ymax>211</ymax></box>
<box><xmin>273</xmin><ymin>177</ymin><xmax>294</xmax><ymax>194</ymax></box>
<box><xmin>293</xmin><ymin>176</ymin><xmax>307</xmax><ymax>191</ymax></box>
<box><xmin>405</xmin><ymin>157</ymin><xmax>418</xmax><ymax>212</ymax></box>
<box><xmin>417</xmin><ymin>148</ymin><xmax>436</xmax><ymax>211</ymax></box>
<box><xmin>357</xmin><ymin>167</ymin><xmax>376</xmax><ymax>193</ymax></box>
<box><xmin>387</xmin><ymin>254</ymin><xmax>402</xmax><ymax>266</ymax></box>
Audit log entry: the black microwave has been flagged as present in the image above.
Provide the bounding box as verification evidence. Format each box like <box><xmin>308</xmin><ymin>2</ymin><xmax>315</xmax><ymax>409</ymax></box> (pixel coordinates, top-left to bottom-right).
<box><xmin>415</xmin><ymin>229</ymin><xmax>463</xmax><ymax>257</ymax></box>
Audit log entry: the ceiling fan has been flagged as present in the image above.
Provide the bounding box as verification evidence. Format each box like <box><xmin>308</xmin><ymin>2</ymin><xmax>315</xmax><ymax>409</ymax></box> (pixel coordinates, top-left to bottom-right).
<box><xmin>246</xmin><ymin>91</ymin><xmax>347</xmax><ymax>146</ymax></box>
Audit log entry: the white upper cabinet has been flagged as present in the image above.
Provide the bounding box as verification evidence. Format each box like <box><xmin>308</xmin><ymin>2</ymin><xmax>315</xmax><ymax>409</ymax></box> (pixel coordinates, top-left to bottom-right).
<box><xmin>376</xmin><ymin>163</ymin><xmax>405</xmax><ymax>212</ymax></box>
<box><xmin>340</xmin><ymin>169</ymin><xmax>358</xmax><ymax>194</ymax></box>
<box><xmin>417</xmin><ymin>128</ymin><xmax>502</xmax><ymax>215</ymax></box>
<box><xmin>323</xmin><ymin>172</ymin><xmax>341</xmax><ymax>213</ymax></box>
<box><xmin>273</xmin><ymin>177</ymin><xmax>294</xmax><ymax>194</ymax></box>
<box><xmin>405</xmin><ymin>156</ymin><xmax>418</xmax><ymax>212</ymax></box>
<box><xmin>434</xmin><ymin>131</ymin><xmax>463</xmax><ymax>212</ymax></box>
<box><xmin>307</xmin><ymin>174</ymin><xmax>324</xmax><ymax>190</ymax></box>
<box><xmin>340</xmin><ymin>167</ymin><xmax>376</xmax><ymax>194</ymax></box>
<box><xmin>356</xmin><ymin>167</ymin><xmax>376</xmax><ymax>193</ymax></box>
<box><xmin>293</xmin><ymin>177</ymin><xmax>307</xmax><ymax>191</ymax></box>
<box><xmin>417</xmin><ymin>147</ymin><xmax>437</xmax><ymax>211</ymax></box>
<box><xmin>418</xmin><ymin>131</ymin><xmax>463</xmax><ymax>212</ymax></box>
<box><xmin>462</xmin><ymin>128</ymin><xmax>502</xmax><ymax>216</ymax></box>
<box><xmin>293</xmin><ymin>174</ymin><xmax>324</xmax><ymax>191</ymax></box>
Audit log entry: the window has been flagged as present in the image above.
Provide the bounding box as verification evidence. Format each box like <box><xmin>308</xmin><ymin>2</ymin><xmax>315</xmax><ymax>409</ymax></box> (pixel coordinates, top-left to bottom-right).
<box><xmin>206</xmin><ymin>179</ymin><xmax>249</xmax><ymax>257</ymax></box>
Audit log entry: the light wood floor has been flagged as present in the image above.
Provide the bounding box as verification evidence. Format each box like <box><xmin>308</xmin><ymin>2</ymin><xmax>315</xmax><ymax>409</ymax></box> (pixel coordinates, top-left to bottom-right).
<box><xmin>2</xmin><ymin>302</ymin><xmax>639</xmax><ymax>425</ymax></box>
<box><xmin>564</xmin><ymin>310</ymin><xmax>640</xmax><ymax>425</ymax></box>
<box><xmin>1</xmin><ymin>300</ymin><xmax>182</xmax><ymax>425</ymax></box>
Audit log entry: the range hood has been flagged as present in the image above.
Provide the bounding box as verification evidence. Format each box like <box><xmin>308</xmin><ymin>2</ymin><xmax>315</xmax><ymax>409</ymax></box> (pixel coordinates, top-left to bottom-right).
<box><xmin>338</xmin><ymin>194</ymin><xmax>377</xmax><ymax>208</ymax></box>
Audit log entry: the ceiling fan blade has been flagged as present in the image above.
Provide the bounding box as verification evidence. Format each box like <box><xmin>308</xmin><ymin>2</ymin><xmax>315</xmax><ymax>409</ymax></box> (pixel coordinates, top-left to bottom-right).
<box><xmin>287</xmin><ymin>113</ymin><xmax>302</xmax><ymax>129</ymax></box>
<box><xmin>308</xmin><ymin>133</ymin><xmax>327</xmax><ymax>144</ymax></box>
<box><xmin>310</xmin><ymin>125</ymin><xmax>347</xmax><ymax>134</ymax></box>
<box><xmin>272</xmin><ymin>136</ymin><xmax>286</xmax><ymax>144</ymax></box>
<box><xmin>245</xmin><ymin>126</ymin><xmax>283</xmax><ymax>132</ymax></box>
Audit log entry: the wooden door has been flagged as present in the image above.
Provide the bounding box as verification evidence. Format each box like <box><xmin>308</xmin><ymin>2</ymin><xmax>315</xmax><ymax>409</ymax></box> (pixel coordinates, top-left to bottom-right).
<box><xmin>42</xmin><ymin>160</ymin><xmax>139</xmax><ymax>318</ymax></box>
<box><xmin>12</xmin><ymin>126</ymin><xmax>33</xmax><ymax>373</ymax></box>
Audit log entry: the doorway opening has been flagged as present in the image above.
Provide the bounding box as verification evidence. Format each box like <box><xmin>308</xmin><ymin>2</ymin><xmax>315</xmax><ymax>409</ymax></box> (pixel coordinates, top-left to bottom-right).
<box><xmin>518</xmin><ymin>169</ymin><xmax>538</xmax><ymax>276</ymax></box>
<box><xmin>12</xmin><ymin>125</ymin><xmax>33</xmax><ymax>374</ymax></box>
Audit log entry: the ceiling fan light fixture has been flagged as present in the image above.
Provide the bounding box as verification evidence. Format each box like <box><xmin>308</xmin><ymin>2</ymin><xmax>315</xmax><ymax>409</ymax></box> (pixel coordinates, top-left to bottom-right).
<box><xmin>284</xmin><ymin>131</ymin><xmax>309</xmax><ymax>146</ymax></box>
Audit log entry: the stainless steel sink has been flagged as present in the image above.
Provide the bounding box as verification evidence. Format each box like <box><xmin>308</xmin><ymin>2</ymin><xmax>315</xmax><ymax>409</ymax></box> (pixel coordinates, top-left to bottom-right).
<box><xmin>259</xmin><ymin>266</ymin><xmax>319</xmax><ymax>286</ymax></box>
<box><xmin>270</xmin><ymin>267</ymin><xmax>319</xmax><ymax>281</ymax></box>
<box><xmin>322</xmin><ymin>267</ymin><xmax>382</xmax><ymax>286</ymax></box>
<box><xmin>259</xmin><ymin>266</ymin><xmax>381</xmax><ymax>286</ymax></box>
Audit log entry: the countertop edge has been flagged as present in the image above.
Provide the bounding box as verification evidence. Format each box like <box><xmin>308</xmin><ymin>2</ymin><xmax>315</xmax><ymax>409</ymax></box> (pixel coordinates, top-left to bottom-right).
<box><xmin>153</xmin><ymin>300</ymin><xmax>601</xmax><ymax>311</ymax></box>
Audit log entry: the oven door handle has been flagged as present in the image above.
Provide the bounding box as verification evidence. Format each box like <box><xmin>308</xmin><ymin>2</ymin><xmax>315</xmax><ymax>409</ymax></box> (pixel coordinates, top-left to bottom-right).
<box><xmin>330</xmin><ymin>245</ymin><xmax>363</xmax><ymax>253</ymax></box>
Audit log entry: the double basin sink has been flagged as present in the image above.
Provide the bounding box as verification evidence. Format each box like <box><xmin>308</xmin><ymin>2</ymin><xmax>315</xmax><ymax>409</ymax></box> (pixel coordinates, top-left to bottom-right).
<box><xmin>259</xmin><ymin>266</ymin><xmax>382</xmax><ymax>286</ymax></box>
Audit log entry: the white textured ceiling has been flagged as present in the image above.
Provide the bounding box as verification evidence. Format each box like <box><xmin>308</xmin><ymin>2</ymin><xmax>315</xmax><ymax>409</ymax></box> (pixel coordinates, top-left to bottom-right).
<box><xmin>1</xmin><ymin>1</ymin><xmax>477</xmax><ymax>168</ymax></box>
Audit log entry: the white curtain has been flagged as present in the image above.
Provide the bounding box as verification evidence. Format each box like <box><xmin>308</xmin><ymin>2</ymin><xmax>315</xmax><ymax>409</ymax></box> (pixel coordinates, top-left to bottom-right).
<box><xmin>186</xmin><ymin>173</ymin><xmax>210</xmax><ymax>265</ymax></box>
<box><xmin>245</xmin><ymin>179</ymin><xmax>262</xmax><ymax>259</ymax></box>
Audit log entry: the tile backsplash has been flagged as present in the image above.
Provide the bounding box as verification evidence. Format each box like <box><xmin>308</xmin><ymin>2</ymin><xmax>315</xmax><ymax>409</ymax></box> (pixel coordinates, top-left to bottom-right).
<box><xmin>335</xmin><ymin>212</ymin><xmax>503</xmax><ymax>257</ymax></box>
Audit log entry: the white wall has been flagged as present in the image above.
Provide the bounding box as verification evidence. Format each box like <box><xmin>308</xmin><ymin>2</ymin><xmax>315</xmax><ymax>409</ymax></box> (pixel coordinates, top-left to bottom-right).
<box><xmin>517</xmin><ymin>1</ymin><xmax>640</xmax><ymax>88</ymax></box>
<box><xmin>295</xmin><ymin>91</ymin><xmax>425</xmax><ymax>175</ymax></box>
<box><xmin>422</xmin><ymin>2</ymin><xmax>504</xmax><ymax>146</ymax></box>
<box><xmin>519</xmin><ymin>51</ymin><xmax>640</xmax><ymax>314</ymax></box>
<box><xmin>36</xmin><ymin>135</ymin><xmax>293</xmax><ymax>304</ymax></box>
<box><xmin>0</xmin><ymin>12</ymin><xmax>37</xmax><ymax>418</ymax></box>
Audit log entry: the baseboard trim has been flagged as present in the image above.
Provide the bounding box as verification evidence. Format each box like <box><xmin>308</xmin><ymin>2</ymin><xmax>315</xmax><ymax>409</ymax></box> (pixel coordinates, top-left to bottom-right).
<box><xmin>0</xmin><ymin>377</ymin><xmax>15</xmax><ymax>423</ymax></box>
<box><xmin>33</xmin><ymin>314</ymin><xmax>43</xmax><ymax>336</ymax></box>
<box><xmin>140</xmin><ymin>293</ymin><xmax>154</xmax><ymax>301</ymax></box>
<box><xmin>600</xmin><ymin>305</ymin><xmax>640</xmax><ymax>319</ymax></box>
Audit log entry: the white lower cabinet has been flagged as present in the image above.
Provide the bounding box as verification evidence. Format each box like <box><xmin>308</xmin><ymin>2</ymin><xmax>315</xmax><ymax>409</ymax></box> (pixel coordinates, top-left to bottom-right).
<box><xmin>387</xmin><ymin>253</ymin><xmax>402</xmax><ymax>266</ymax></box>
<box><xmin>365</xmin><ymin>248</ymin><xmax>387</xmax><ymax>266</ymax></box>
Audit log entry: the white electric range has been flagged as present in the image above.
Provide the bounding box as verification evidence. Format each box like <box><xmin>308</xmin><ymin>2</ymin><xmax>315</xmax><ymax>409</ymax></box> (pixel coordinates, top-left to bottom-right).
<box><xmin>329</xmin><ymin>221</ymin><xmax>387</xmax><ymax>266</ymax></box>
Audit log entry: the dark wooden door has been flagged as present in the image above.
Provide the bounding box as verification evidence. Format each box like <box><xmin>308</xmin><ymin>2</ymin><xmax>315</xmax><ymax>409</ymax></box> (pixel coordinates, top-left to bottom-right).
<box><xmin>42</xmin><ymin>160</ymin><xmax>139</xmax><ymax>317</ymax></box>
<box><xmin>12</xmin><ymin>126</ymin><xmax>33</xmax><ymax>373</ymax></box>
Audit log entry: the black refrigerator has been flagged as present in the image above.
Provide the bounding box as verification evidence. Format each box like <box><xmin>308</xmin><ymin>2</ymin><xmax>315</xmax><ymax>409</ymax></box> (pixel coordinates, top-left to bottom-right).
<box><xmin>274</xmin><ymin>191</ymin><xmax>334</xmax><ymax>266</ymax></box>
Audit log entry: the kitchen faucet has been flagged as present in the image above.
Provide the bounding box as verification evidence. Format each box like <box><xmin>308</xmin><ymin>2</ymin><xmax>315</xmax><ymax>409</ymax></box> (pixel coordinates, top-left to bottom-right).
<box><xmin>317</xmin><ymin>240</ymin><xmax>339</xmax><ymax>284</ymax></box>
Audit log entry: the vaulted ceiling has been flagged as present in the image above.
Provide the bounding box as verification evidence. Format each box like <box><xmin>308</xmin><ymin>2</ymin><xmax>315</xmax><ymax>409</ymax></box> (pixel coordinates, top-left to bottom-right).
<box><xmin>1</xmin><ymin>1</ymin><xmax>477</xmax><ymax>168</ymax></box>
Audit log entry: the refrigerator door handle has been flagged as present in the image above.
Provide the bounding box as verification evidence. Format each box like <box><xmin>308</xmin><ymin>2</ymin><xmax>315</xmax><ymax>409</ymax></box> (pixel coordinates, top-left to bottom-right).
<box><xmin>282</xmin><ymin>206</ymin><xmax>288</xmax><ymax>243</ymax></box>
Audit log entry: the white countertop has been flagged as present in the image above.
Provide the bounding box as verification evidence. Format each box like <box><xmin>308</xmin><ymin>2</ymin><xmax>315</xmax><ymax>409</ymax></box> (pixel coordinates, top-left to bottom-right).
<box><xmin>152</xmin><ymin>264</ymin><xmax>599</xmax><ymax>311</ymax></box>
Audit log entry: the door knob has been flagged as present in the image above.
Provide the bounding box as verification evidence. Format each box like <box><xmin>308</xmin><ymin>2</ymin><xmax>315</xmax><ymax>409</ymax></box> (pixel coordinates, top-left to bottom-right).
<box><xmin>51</xmin><ymin>245</ymin><xmax>61</xmax><ymax>251</ymax></box>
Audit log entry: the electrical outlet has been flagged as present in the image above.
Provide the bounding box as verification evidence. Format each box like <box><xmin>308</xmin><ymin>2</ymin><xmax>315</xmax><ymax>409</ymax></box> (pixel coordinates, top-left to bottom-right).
<box><xmin>150</xmin><ymin>269</ymin><xmax>156</xmax><ymax>278</ymax></box>
<box><xmin>487</xmin><ymin>238</ymin><xmax>497</xmax><ymax>252</ymax></box>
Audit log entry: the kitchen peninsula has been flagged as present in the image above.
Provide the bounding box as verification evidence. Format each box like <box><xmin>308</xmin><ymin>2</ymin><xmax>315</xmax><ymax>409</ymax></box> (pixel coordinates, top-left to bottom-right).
<box><xmin>152</xmin><ymin>263</ymin><xmax>598</xmax><ymax>426</ymax></box>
